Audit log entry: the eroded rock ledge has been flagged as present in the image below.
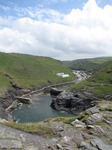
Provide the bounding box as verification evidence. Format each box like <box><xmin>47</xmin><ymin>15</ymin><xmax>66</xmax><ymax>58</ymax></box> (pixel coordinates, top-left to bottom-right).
<box><xmin>51</xmin><ymin>89</ymin><xmax>98</xmax><ymax>115</ymax></box>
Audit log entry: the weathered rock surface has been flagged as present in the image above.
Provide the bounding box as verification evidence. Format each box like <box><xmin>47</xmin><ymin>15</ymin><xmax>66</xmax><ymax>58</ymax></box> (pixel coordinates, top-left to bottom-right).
<box><xmin>90</xmin><ymin>138</ymin><xmax>112</xmax><ymax>150</ymax></box>
<box><xmin>79</xmin><ymin>141</ymin><xmax>97</xmax><ymax>150</ymax></box>
<box><xmin>0</xmin><ymin>88</ymin><xmax>29</xmax><ymax>120</ymax></box>
<box><xmin>0</xmin><ymin>139</ymin><xmax>22</xmax><ymax>149</ymax></box>
<box><xmin>50</xmin><ymin>88</ymin><xmax>63</xmax><ymax>96</ymax></box>
<box><xmin>86</xmin><ymin>113</ymin><xmax>103</xmax><ymax>125</ymax></box>
<box><xmin>15</xmin><ymin>97</ymin><xmax>32</xmax><ymax>104</ymax></box>
<box><xmin>71</xmin><ymin>119</ymin><xmax>86</xmax><ymax>128</ymax></box>
<box><xmin>51</xmin><ymin>91</ymin><xmax>98</xmax><ymax>115</ymax></box>
<box><xmin>0</xmin><ymin>101</ymin><xmax>112</xmax><ymax>150</ymax></box>
<box><xmin>86</xmin><ymin>106</ymin><xmax>100</xmax><ymax>115</ymax></box>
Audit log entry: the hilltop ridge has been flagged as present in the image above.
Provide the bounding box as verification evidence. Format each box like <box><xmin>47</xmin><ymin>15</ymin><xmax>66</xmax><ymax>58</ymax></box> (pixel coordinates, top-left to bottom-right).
<box><xmin>63</xmin><ymin>57</ymin><xmax>112</xmax><ymax>72</ymax></box>
<box><xmin>0</xmin><ymin>52</ymin><xmax>74</xmax><ymax>94</ymax></box>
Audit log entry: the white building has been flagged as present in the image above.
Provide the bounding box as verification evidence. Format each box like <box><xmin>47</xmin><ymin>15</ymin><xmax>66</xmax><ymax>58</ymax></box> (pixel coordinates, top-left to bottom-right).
<box><xmin>56</xmin><ymin>73</ymin><xmax>69</xmax><ymax>78</ymax></box>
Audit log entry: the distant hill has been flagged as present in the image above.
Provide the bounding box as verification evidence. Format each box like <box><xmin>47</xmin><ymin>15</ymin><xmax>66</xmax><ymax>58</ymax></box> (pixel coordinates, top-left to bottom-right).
<box><xmin>69</xmin><ymin>60</ymin><xmax>112</xmax><ymax>98</ymax></box>
<box><xmin>63</xmin><ymin>57</ymin><xmax>112</xmax><ymax>72</ymax></box>
<box><xmin>0</xmin><ymin>52</ymin><xmax>75</xmax><ymax>94</ymax></box>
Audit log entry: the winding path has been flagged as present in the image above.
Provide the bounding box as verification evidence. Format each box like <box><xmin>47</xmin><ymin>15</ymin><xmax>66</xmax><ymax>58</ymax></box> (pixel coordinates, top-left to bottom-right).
<box><xmin>23</xmin><ymin>70</ymin><xmax>88</xmax><ymax>98</ymax></box>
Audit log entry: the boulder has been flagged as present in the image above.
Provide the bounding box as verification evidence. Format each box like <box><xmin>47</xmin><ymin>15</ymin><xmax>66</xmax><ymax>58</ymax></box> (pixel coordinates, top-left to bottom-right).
<box><xmin>86</xmin><ymin>113</ymin><xmax>103</xmax><ymax>125</ymax></box>
<box><xmin>90</xmin><ymin>138</ymin><xmax>112</xmax><ymax>150</ymax></box>
<box><xmin>0</xmin><ymin>107</ymin><xmax>8</xmax><ymax>120</ymax></box>
<box><xmin>71</xmin><ymin>119</ymin><xmax>86</xmax><ymax>128</ymax></box>
<box><xmin>15</xmin><ymin>97</ymin><xmax>32</xmax><ymax>104</ymax></box>
<box><xmin>51</xmin><ymin>91</ymin><xmax>98</xmax><ymax>115</ymax></box>
<box><xmin>86</xmin><ymin>106</ymin><xmax>100</xmax><ymax>115</ymax></box>
<box><xmin>50</xmin><ymin>88</ymin><xmax>63</xmax><ymax>96</ymax></box>
<box><xmin>80</xmin><ymin>141</ymin><xmax>97</xmax><ymax>150</ymax></box>
<box><xmin>0</xmin><ymin>139</ymin><xmax>22</xmax><ymax>149</ymax></box>
<box><xmin>50</xmin><ymin>122</ymin><xmax>64</xmax><ymax>132</ymax></box>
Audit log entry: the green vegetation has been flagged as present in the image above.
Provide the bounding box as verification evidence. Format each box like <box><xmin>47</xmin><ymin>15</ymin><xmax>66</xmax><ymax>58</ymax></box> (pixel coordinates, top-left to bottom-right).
<box><xmin>52</xmin><ymin>116</ymin><xmax>76</xmax><ymax>124</ymax></box>
<box><xmin>0</xmin><ymin>52</ymin><xmax>75</xmax><ymax>93</ymax></box>
<box><xmin>77</xmin><ymin>112</ymin><xmax>90</xmax><ymax>123</ymax></box>
<box><xmin>46</xmin><ymin>112</ymin><xmax>90</xmax><ymax>124</ymax></box>
<box><xmin>3</xmin><ymin>122</ymin><xmax>55</xmax><ymax>138</ymax></box>
<box><xmin>69</xmin><ymin>61</ymin><xmax>112</xmax><ymax>98</ymax></box>
<box><xmin>97</xmin><ymin>100</ymin><xmax>112</xmax><ymax>111</ymax></box>
<box><xmin>63</xmin><ymin>57</ymin><xmax>112</xmax><ymax>72</ymax></box>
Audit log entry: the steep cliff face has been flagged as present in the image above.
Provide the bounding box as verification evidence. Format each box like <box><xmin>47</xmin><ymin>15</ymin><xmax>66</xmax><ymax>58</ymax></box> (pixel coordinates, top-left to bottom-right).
<box><xmin>0</xmin><ymin>88</ymin><xmax>26</xmax><ymax>120</ymax></box>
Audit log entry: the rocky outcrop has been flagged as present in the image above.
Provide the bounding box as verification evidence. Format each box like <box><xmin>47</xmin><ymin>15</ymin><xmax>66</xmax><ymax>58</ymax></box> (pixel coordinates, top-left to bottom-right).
<box><xmin>15</xmin><ymin>97</ymin><xmax>32</xmax><ymax>104</ymax></box>
<box><xmin>0</xmin><ymin>99</ymin><xmax>112</xmax><ymax>150</ymax></box>
<box><xmin>51</xmin><ymin>90</ymin><xmax>98</xmax><ymax>115</ymax></box>
<box><xmin>0</xmin><ymin>88</ymin><xmax>29</xmax><ymax>120</ymax></box>
<box><xmin>50</xmin><ymin>88</ymin><xmax>63</xmax><ymax>96</ymax></box>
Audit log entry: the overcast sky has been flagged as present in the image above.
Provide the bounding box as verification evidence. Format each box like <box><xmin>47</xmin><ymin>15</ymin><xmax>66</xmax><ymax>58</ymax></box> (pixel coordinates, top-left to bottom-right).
<box><xmin>0</xmin><ymin>0</ymin><xmax>112</xmax><ymax>60</ymax></box>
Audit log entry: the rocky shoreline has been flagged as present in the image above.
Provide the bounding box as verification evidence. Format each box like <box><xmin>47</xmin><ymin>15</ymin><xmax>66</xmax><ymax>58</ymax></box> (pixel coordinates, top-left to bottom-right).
<box><xmin>0</xmin><ymin>82</ymin><xmax>75</xmax><ymax>121</ymax></box>
<box><xmin>0</xmin><ymin>100</ymin><xmax>112</xmax><ymax>150</ymax></box>
<box><xmin>50</xmin><ymin>88</ymin><xmax>98</xmax><ymax>115</ymax></box>
<box><xmin>0</xmin><ymin>71</ymin><xmax>111</xmax><ymax>149</ymax></box>
<box><xmin>0</xmin><ymin>71</ymin><xmax>87</xmax><ymax>121</ymax></box>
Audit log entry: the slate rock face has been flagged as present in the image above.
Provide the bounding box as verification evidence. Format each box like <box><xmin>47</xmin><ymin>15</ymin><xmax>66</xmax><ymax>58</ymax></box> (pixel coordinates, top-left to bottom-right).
<box><xmin>0</xmin><ymin>139</ymin><xmax>22</xmax><ymax>149</ymax></box>
<box><xmin>86</xmin><ymin>113</ymin><xmax>103</xmax><ymax>125</ymax></box>
<box><xmin>51</xmin><ymin>91</ymin><xmax>98</xmax><ymax>115</ymax></box>
<box><xmin>90</xmin><ymin>138</ymin><xmax>112</xmax><ymax>150</ymax></box>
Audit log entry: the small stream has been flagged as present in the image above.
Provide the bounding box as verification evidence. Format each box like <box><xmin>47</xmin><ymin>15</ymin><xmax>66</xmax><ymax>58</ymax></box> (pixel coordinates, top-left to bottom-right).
<box><xmin>12</xmin><ymin>85</ymin><xmax>73</xmax><ymax>123</ymax></box>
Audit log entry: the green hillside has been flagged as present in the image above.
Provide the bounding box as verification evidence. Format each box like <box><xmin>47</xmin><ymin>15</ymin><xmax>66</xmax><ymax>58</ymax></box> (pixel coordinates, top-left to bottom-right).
<box><xmin>63</xmin><ymin>57</ymin><xmax>112</xmax><ymax>72</ymax></box>
<box><xmin>0</xmin><ymin>52</ymin><xmax>75</xmax><ymax>94</ymax></box>
<box><xmin>69</xmin><ymin>60</ymin><xmax>112</xmax><ymax>98</ymax></box>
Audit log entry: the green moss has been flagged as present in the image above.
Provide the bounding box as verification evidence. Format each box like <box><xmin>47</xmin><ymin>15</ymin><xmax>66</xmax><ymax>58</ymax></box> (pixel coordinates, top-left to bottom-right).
<box><xmin>3</xmin><ymin>122</ymin><xmax>55</xmax><ymax>137</ymax></box>
<box><xmin>64</xmin><ymin>117</ymin><xmax>76</xmax><ymax>124</ymax></box>
<box><xmin>52</xmin><ymin>116</ymin><xmax>75</xmax><ymax>124</ymax></box>
<box><xmin>95</xmin><ymin>121</ymin><xmax>109</xmax><ymax>127</ymax></box>
<box><xmin>44</xmin><ymin>118</ymin><xmax>52</xmax><ymax>123</ymax></box>
<box><xmin>100</xmin><ymin>106</ymin><xmax>112</xmax><ymax>111</ymax></box>
<box><xmin>97</xmin><ymin>100</ymin><xmax>112</xmax><ymax>112</ymax></box>
<box><xmin>77</xmin><ymin>112</ymin><xmax>90</xmax><ymax>123</ymax></box>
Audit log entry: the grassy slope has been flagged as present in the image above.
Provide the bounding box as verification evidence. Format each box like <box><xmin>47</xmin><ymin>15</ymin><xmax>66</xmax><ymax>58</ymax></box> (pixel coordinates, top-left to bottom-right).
<box><xmin>69</xmin><ymin>61</ymin><xmax>112</xmax><ymax>98</ymax></box>
<box><xmin>63</xmin><ymin>57</ymin><xmax>112</xmax><ymax>72</ymax></box>
<box><xmin>0</xmin><ymin>52</ymin><xmax>75</xmax><ymax>93</ymax></box>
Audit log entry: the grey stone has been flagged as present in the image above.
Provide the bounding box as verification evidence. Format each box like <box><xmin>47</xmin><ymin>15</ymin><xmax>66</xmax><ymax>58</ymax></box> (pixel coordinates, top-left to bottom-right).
<box><xmin>57</xmin><ymin>143</ymin><xmax>63</xmax><ymax>149</ymax></box>
<box><xmin>87</xmin><ymin>113</ymin><xmax>103</xmax><ymax>125</ymax></box>
<box><xmin>25</xmin><ymin>145</ymin><xmax>39</xmax><ymax>150</ymax></box>
<box><xmin>90</xmin><ymin>138</ymin><xmax>112</xmax><ymax>150</ymax></box>
<box><xmin>50</xmin><ymin>122</ymin><xmax>64</xmax><ymax>132</ymax></box>
<box><xmin>87</xmin><ymin>125</ymin><xmax>105</xmax><ymax>135</ymax></box>
<box><xmin>5</xmin><ymin>131</ymin><xmax>17</xmax><ymax>139</ymax></box>
<box><xmin>0</xmin><ymin>117</ymin><xmax>7</xmax><ymax>123</ymax></box>
<box><xmin>86</xmin><ymin>106</ymin><xmax>100</xmax><ymax>115</ymax></box>
<box><xmin>80</xmin><ymin>141</ymin><xmax>97</xmax><ymax>150</ymax></box>
<box><xmin>51</xmin><ymin>90</ymin><xmax>98</xmax><ymax>115</ymax></box>
<box><xmin>71</xmin><ymin>119</ymin><xmax>86</xmax><ymax>128</ymax></box>
<box><xmin>0</xmin><ymin>139</ymin><xmax>22</xmax><ymax>149</ymax></box>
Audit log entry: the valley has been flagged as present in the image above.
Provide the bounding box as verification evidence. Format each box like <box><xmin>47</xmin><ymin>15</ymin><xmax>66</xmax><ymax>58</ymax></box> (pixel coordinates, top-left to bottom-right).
<box><xmin>0</xmin><ymin>53</ymin><xmax>112</xmax><ymax>150</ymax></box>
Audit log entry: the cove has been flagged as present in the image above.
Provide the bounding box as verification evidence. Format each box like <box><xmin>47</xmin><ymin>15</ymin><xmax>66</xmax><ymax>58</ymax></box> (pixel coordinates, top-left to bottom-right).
<box><xmin>12</xmin><ymin>85</ymin><xmax>74</xmax><ymax>123</ymax></box>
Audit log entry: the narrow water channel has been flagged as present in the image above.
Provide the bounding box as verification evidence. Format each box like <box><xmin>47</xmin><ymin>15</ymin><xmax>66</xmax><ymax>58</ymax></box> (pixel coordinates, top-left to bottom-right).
<box><xmin>12</xmin><ymin>71</ymin><xmax>87</xmax><ymax>123</ymax></box>
<box><xmin>12</xmin><ymin>85</ymin><xmax>73</xmax><ymax>123</ymax></box>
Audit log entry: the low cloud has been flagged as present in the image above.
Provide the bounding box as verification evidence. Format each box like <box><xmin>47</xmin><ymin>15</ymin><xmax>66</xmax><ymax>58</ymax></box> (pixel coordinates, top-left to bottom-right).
<box><xmin>0</xmin><ymin>0</ymin><xmax>112</xmax><ymax>60</ymax></box>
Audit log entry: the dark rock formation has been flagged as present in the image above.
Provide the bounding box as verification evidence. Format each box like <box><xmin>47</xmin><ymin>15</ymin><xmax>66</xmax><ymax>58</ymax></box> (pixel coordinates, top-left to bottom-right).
<box><xmin>0</xmin><ymin>88</ymin><xmax>29</xmax><ymax>120</ymax></box>
<box><xmin>51</xmin><ymin>90</ymin><xmax>98</xmax><ymax>115</ymax></box>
